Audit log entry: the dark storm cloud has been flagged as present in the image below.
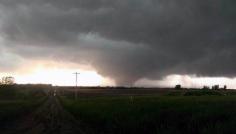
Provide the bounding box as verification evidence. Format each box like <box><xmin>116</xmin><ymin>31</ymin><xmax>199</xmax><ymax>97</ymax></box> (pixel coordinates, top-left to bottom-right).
<box><xmin>0</xmin><ymin>45</ymin><xmax>22</xmax><ymax>72</ymax></box>
<box><xmin>0</xmin><ymin>0</ymin><xmax>235</xmax><ymax>85</ymax></box>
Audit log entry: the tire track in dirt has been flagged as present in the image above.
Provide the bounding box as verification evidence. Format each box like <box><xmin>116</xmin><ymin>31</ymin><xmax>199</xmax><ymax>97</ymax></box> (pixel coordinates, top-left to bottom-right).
<box><xmin>5</xmin><ymin>95</ymin><xmax>85</xmax><ymax>134</ymax></box>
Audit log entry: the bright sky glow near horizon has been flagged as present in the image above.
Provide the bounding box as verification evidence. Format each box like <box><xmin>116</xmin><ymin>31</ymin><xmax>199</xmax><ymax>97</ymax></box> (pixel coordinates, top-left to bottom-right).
<box><xmin>0</xmin><ymin>60</ymin><xmax>115</xmax><ymax>86</ymax></box>
<box><xmin>13</xmin><ymin>72</ymin><xmax>236</xmax><ymax>89</ymax></box>
<box><xmin>0</xmin><ymin>1</ymin><xmax>236</xmax><ymax>88</ymax></box>
<box><xmin>11</xmin><ymin>67</ymin><xmax>115</xmax><ymax>87</ymax></box>
<box><xmin>1</xmin><ymin>63</ymin><xmax>236</xmax><ymax>89</ymax></box>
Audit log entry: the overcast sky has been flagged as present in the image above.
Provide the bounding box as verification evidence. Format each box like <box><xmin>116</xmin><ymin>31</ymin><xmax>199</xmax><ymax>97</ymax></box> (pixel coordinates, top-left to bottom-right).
<box><xmin>0</xmin><ymin>0</ymin><xmax>236</xmax><ymax>87</ymax></box>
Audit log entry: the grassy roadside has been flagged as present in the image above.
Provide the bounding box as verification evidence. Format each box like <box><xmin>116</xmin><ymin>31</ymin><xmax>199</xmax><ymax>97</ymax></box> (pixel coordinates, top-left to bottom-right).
<box><xmin>0</xmin><ymin>99</ymin><xmax>45</xmax><ymax>128</ymax></box>
<box><xmin>0</xmin><ymin>85</ymin><xmax>48</xmax><ymax>129</ymax></box>
<box><xmin>61</xmin><ymin>95</ymin><xmax>236</xmax><ymax>134</ymax></box>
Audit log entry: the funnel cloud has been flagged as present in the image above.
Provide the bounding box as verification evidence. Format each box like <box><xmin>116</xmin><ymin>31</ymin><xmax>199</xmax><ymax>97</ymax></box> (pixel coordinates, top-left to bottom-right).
<box><xmin>0</xmin><ymin>0</ymin><xmax>236</xmax><ymax>85</ymax></box>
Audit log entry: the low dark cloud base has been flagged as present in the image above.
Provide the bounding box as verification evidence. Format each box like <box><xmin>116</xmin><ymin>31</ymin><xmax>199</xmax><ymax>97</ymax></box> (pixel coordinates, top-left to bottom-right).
<box><xmin>0</xmin><ymin>0</ymin><xmax>236</xmax><ymax>85</ymax></box>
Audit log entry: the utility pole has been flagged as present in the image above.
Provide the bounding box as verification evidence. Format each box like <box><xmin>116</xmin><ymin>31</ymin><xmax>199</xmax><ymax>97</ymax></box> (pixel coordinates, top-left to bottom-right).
<box><xmin>73</xmin><ymin>72</ymin><xmax>80</xmax><ymax>99</ymax></box>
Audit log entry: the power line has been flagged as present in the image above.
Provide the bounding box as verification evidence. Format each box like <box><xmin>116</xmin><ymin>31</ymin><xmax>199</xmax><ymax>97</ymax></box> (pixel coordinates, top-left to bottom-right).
<box><xmin>73</xmin><ymin>72</ymin><xmax>80</xmax><ymax>99</ymax></box>
<box><xmin>73</xmin><ymin>72</ymin><xmax>80</xmax><ymax>87</ymax></box>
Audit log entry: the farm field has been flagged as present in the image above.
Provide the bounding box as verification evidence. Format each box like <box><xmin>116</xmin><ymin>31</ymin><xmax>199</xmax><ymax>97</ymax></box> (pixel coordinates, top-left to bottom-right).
<box><xmin>0</xmin><ymin>85</ymin><xmax>47</xmax><ymax>133</ymax></box>
<box><xmin>1</xmin><ymin>85</ymin><xmax>236</xmax><ymax>134</ymax></box>
<box><xmin>60</xmin><ymin>89</ymin><xmax>236</xmax><ymax>134</ymax></box>
<box><xmin>1</xmin><ymin>0</ymin><xmax>236</xmax><ymax>133</ymax></box>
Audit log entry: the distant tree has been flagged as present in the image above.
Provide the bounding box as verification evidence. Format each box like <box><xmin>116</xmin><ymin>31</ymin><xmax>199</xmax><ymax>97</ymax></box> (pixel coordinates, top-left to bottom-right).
<box><xmin>223</xmin><ymin>85</ymin><xmax>227</xmax><ymax>90</ymax></box>
<box><xmin>212</xmin><ymin>85</ymin><xmax>219</xmax><ymax>90</ymax></box>
<box><xmin>175</xmin><ymin>85</ymin><xmax>181</xmax><ymax>90</ymax></box>
<box><xmin>1</xmin><ymin>76</ymin><xmax>15</xmax><ymax>85</ymax></box>
<box><xmin>203</xmin><ymin>86</ymin><xmax>210</xmax><ymax>90</ymax></box>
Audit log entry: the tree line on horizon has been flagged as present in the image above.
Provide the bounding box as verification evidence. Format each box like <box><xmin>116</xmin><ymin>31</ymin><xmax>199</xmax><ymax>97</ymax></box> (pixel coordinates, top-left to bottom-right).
<box><xmin>0</xmin><ymin>76</ymin><xmax>15</xmax><ymax>85</ymax></box>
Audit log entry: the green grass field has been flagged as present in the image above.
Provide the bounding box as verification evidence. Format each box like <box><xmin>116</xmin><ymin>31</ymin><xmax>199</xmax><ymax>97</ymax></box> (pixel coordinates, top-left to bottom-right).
<box><xmin>0</xmin><ymin>85</ymin><xmax>48</xmax><ymax>129</ymax></box>
<box><xmin>60</xmin><ymin>89</ymin><xmax>236</xmax><ymax>134</ymax></box>
<box><xmin>1</xmin><ymin>85</ymin><xmax>236</xmax><ymax>134</ymax></box>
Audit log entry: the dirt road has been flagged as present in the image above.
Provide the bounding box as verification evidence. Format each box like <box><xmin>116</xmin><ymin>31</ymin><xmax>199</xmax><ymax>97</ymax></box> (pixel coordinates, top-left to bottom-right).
<box><xmin>4</xmin><ymin>95</ymin><xmax>85</xmax><ymax>134</ymax></box>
